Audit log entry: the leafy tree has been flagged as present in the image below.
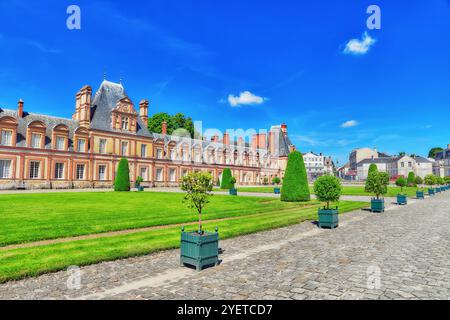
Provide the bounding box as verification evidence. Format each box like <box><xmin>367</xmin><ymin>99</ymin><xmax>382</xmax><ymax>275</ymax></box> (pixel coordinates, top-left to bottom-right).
<box><xmin>220</xmin><ymin>168</ymin><xmax>234</xmax><ymax>189</ymax></box>
<box><xmin>272</xmin><ymin>177</ymin><xmax>281</xmax><ymax>185</ymax></box>
<box><xmin>398</xmin><ymin>151</ymin><xmax>406</xmax><ymax>157</ymax></box>
<box><xmin>114</xmin><ymin>158</ymin><xmax>130</xmax><ymax>191</ymax></box>
<box><xmin>313</xmin><ymin>175</ymin><xmax>342</xmax><ymax>209</ymax></box>
<box><xmin>365</xmin><ymin>164</ymin><xmax>379</xmax><ymax>192</ymax></box>
<box><xmin>415</xmin><ymin>176</ymin><xmax>423</xmax><ymax>187</ymax></box>
<box><xmin>281</xmin><ymin>151</ymin><xmax>310</xmax><ymax>202</ymax></box>
<box><xmin>428</xmin><ymin>147</ymin><xmax>444</xmax><ymax>159</ymax></box>
<box><xmin>147</xmin><ymin>112</ymin><xmax>196</xmax><ymax>138</ymax></box>
<box><xmin>229</xmin><ymin>177</ymin><xmax>237</xmax><ymax>188</ymax></box>
<box><xmin>445</xmin><ymin>176</ymin><xmax>450</xmax><ymax>184</ymax></box>
<box><xmin>407</xmin><ymin>172</ymin><xmax>416</xmax><ymax>187</ymax></box>
<box><xmin>437</xmin><ymin>176</ymin><xmax>445</xmax><ymax>185</ymax></box>
<box><xmin>181</xmin><ymin>172</ymin><xmax>214</xmax><ymax>234</ymax></box>
<box><xmin>424</xmin><ymin>174</ymin><xmax>437</xmax><ymax>187</ymax></box>
<box><xmin>135</xmin><ymin>176</ymin><xmax>144</xmax><ymax>187</ymax></box>
<box><xmin>366</xmin><ymin>171</ymin><xmax>389</xmax><ymax>199</ymax></box>
<box><xmin>395</xmin><ymin>176</ymin><xmax>407</xmax><ymax>193</ymax></box>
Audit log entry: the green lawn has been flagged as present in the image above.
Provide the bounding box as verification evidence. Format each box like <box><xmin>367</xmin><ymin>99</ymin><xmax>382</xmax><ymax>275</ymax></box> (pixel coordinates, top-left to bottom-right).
<box><xmin>0</xmin><ymin>192</ymin><xmax>318</xmax><ymax>246</ymax></box>
<box><xmin>0</xmin><ymin>192</ymin><xmax>366</xmax><ymax>282</ymax></box>
<box><xmin>237</xmin><ymin>185</ymin><xmax>419</xmax><ymax>197</ymax></box>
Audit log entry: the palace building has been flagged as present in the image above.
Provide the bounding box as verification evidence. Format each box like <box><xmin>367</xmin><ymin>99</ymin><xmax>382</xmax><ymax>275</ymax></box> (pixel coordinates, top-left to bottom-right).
<box><xmin>0</xmin><ymin>80</ymin><xmax>294</xmax><ymax>190</ymax></box>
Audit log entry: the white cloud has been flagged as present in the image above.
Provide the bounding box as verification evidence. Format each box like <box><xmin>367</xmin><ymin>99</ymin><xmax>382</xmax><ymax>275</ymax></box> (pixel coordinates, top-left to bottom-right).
<box><xmin>343</xmin><ymin>32</ymin><xmax>376</xmax><ymax>55</ymax></box>
<box><xmin>227</xmin><ymin>91</ymin><xmax>266</xmax><ymax>107</ymax></box>
<box><xmin>340</xmin><ymin>120</ymin><xmax>359</xmax><ymax>128</ymax></box>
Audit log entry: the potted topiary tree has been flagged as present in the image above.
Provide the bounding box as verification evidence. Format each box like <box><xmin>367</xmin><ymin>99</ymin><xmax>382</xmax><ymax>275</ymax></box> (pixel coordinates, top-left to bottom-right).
<box><xmin>424</xmin><ymin>174</ymin><xmax>436</xmax><ymax>196</ymax></box>
<box><xmin>272</xmin><ymin>176</ymin><xmax>281</xmax><ymax>194</ymax></box>
<box><xmin>395</xmin><ymin>176</ymin><xmax>407</xmax><ymax>205</ymax></box>
<box><xmin>366</xmin><ymin>171</ymin><xmax>389</xmax><ymax>212</ymax></box>
<box><xmin>114</xmin><ymin>158</ymin><xmax>131</xmax><ymax>191</ymax></box>
<box><xmin>415</xmin><ymin>176</ymin><xmax>425</xmax><ymax>199</ymax></box>
<box><xmin>135</xmin><ymin>176</ymin><xmax>144</xmax><ymax>191</ymax></box>
<box><xmin>180</xmin><ymin>172</ymin><xmax>219</xmax><ymax>271</ymax></box>
<box><xmin>445</xmin><ymin>176</ymin><xmax>450</xmax><ymax>190</ymax></box>
<box><xmin>437</xmin><ymin>176</ymin><xmax>445</xmax><ymax>192</ymax></box>
<box><xmin>281</xmin><ymin>151</ymin><xmax>310</xmax><ymax>202</ymax></box>
<box><xmin>229</xmin><ymin>177</ymin><xmax>237</xmax><ymax>195</ymax></box>
<box><xmin>314</xmin><ymin>175</ymin><xmax>342</xmax><ymax>229</ymax></box>
<box><xmin>365</xmin><ymin>163</ymin><xmax>378</xmax><ymax>192</ymax></box>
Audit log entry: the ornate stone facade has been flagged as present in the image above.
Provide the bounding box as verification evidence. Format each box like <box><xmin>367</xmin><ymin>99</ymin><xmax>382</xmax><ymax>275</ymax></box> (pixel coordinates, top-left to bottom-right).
<box><xmin>0</xmin><ymin>80</ymin><xmax>294</xmax><ymax>190</ymax></box>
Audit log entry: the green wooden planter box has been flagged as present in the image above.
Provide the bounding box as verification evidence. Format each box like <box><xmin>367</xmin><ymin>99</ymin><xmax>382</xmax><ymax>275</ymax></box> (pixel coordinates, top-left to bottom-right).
<box><xmin>371</xmin><ymin>198</ymin><xmax>385</xmax><ymax>213</ymax></box>
<box><xmin>137</xmin><ymin>186</ymin><xmax>144</xmax><ymax>192</ymax></box>
<box><xmin>436</xmin><ymin>187</ymin><xmax>441</xmax><ymax>193</ymax></box>
<box><xmin>274</xmin><ymin>188</ymin><xmax>281</xmax><ymax>194</ymax></box>
<box><xmin>397</xmin><ymin>194</ymin><xmax>407</xmax><ymax>205</ymax></box>
<box><xmin>318</xmin><ymin>208</ymin><xmax>339</xmax><ymax>229</ymax></box>
<box><xmin>180</xmin><ymin>230</ymin><xmax>219</xmax><ymax>271</ymax></box>
<box><xmin>229</xmin><ymin>188</ymin><xmax>237</xmax><ymax>196</ymax></box>
<box><xmin>416</xmin><ymin>191</ymin><xmax>425</xmax><ymax>199</ymax></box>
<box><xmin>428</xmin><ymin>188</ymin><xmax>435</xmax><ymax>196</ymax></box>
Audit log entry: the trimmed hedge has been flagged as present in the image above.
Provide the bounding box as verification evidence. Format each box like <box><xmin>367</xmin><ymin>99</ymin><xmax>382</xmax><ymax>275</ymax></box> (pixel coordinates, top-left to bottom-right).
<box><xmin>220</xmin><ymin>168</ymin><xmax>234</xmax><ymax>189</ymax></box>
<box><xmin>407</xmin><ymin>172</ymin><xmax>416</xmax><ymax>187</ymax></box>
<box><xmin>114</xmin><ymin>158</ymin><xmax>131</xmax><ymax>191</ymax></box>
<box><xmin>281</xmin><ymin>151</ymin><xmax>310</xmax><ymax>202</ymax></box>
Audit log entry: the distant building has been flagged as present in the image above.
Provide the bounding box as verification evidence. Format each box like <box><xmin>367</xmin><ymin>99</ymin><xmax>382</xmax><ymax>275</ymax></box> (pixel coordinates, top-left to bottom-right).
<box><xmin>302</xmin><ymin>151</ymin><xmax>324</xmax><ymax>180</ymax></box>
<box><xmin>433</xmin><ymin>144</ymin><xmax>450</xmax><ymax>177</ymax></box>
<box><xmin>349</xmin><ymin>147</ymin><xmax>380</xmax><ymax>170</ymax></box>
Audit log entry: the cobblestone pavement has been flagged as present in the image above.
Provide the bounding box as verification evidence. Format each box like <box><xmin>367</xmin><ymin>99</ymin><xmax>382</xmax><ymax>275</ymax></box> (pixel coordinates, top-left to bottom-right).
<box><xmin>0</xmin><ymin>193</ymin><xmax>449</xmax><ymax>300</ymax></box>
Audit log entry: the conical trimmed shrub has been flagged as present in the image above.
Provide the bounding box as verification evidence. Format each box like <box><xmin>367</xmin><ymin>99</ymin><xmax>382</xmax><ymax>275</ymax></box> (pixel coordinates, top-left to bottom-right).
<box><xmin>281</xmin><ymin>151</ymin><xmax>310</xmax><ymax>202</ymax></box>
<box><xmin>220</xmin><ymin>168</ymin><xmax>234</xmax><ymax>189</ymax></box>
<box><xmin>365</xmin><ymin>163</ymin><xmax>379</xmax><ymax>192</ymax></box>
<box><xmin>114</xmin><ymin>158</ymin><xmax>130</xmax><ymax>191</ymax></box>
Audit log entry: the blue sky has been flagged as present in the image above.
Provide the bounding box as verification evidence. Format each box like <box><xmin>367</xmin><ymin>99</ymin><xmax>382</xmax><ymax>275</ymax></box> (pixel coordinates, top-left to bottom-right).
<box><xmin>0</xmin><ymin>0</ymin><xmax>449</xmax><ymax>164</ymax></box>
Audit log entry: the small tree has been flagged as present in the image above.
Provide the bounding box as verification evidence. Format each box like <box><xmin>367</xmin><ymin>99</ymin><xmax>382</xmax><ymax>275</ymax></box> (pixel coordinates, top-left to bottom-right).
<box><xmin>395</xmin><ymin>176</ymin><xmax>407</xmax><ymax>193</ymax></box>
<box><xmin>437</xmin><ymin>176</ymin><xmax>445</xmax><ymax>186</ymax></box>
<box><xmin>135</xmin><ymin>176</ymin><xmax>144</xmax><ymax>187</ymax></box>
<box><xmin>424</xmin><ymin>174</ymin><xmax>436</xmax><ymax>187</ymax></box>
<box><xmin>181</xmin><ymin>172</ymin><xmax>214</xmax><ymax>234</ymax></box>
<box><xmin>220</xmin><ymin>168</ymin><xmax>234</xmax><ymax>189</ymax></box>
<box><xmin>313</xmin><ymin>175</ymin><xmax>342</xmax><ymax>210</ymax></box>
<box><xmin>366</xmin><ymin>171</ymin><xmax>389</xmax><ymax>199</ymax></box>
<box><xmin>365</xmin><ymin>164</ymin><xmax>379</xmax><ymax>192</ymax></box>
<box><xmin>445</xmin><ymin>176</ymin><xmax>450</xmax><ymax>184</ymax></box>
<box><xmin>281</xmin><ymin>151</ymin><xmax>310</xmax><ymax>202</ymax></box>
<box><xmin>272</xmin><ymin>176</ymin><xmax>281</xmax><ymax>185</ymax></box>
<box><xmin>407</xmin><ymin>172</ymin><xmax>416</xmax><ymax>187</ymax></box>
<box><xmin>415</xmin><ymin>176</ymin><xmax>424</xmax><ymax>188</ymax></box>
<box><xmin>229</xmin><ymin>177</ymin><xmax>237</xmax><ymax>189</ymax></box>
<box><xmin>114</xmin><ymin>158</ymin><xmax>131</xmax><ymax>191</ymax></box>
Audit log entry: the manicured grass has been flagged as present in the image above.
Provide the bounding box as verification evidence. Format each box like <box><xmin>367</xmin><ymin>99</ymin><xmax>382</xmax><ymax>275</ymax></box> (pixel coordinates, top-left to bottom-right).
<box><xmin>237</xmin><ymin>186</ymin><xmax>419</xmax><ymax>197</ymax></box>
<box><xmin>0</xmin><ymin>192</ymin><xmax>318</xmax><ymax>246</ymax></box>
<box><xmin>0</xmin><ymin>200</ymin><xmax>366</xmax><ymax>283</ymax></box>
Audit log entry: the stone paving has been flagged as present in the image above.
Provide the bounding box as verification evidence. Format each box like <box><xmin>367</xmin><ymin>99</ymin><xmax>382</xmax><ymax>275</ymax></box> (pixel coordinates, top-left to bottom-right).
<box><xmin>0</xmin><ymin>193</ymin><xmax>449</xmax><ymax>300</ymax></box>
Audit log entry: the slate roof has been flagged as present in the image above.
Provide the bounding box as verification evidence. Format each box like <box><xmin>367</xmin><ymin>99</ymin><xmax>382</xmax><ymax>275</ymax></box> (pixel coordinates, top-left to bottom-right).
<box><xmin>90</xmin><ymin>80</ymin><xmax>152</xmax><ymax>138</ymax></box>
<box><xmin>357</xmin><ymin>157</ymin><xmax>394</xmax><ymax>165</ymax></box>
<box><xmin>412</xmin><ymin>156</ymin><xmax>432</xmax><ymax>163</ymax></box>
<box><xmin>0</xmin><ymin>108</ymin><xmax>79</xmax><ymax>149</ymax></box>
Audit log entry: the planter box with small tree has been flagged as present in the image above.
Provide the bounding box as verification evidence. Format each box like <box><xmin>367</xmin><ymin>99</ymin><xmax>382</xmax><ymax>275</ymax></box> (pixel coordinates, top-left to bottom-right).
<box><xmin>314</xmin><ymin>175</ymin><xmax>342</xmax><ymax>229</ymax></box>
<box><xmin>272</xmin><ymin>176</ymin><xmax>281</xmax><ymax>194</ymax></box>
<box><xmin>229</xmin><ymin>177</ymin><xmax>237</xmax><ymax>195</ymax></box>
<box><xmin>415</xmin><ymin>176</ymin><xmax>425</xmax><ymax>199</ymax></box>
<box><xmin>180</xmin><ymin>172</ymin><xmax>219</xmax><ymax>271</ymax></box>
<box><xmin>437</xmin><ymin>177</ymin><xmax>445</xmax><ymax>192</ymax></box>
<box><xmin>424</xmin><ymin>174</ymin><xmax>436</xmax><ymax>196</ymax></box>
<box><xmin>135</xmin><ymin>176</ymin><xmax>144</xmax><ymax>191</ymax></box>
<box><xmin>395</xmin><ymin>176</ymin><xmax>408</xmax><ymax>205</ymax></box>
<box><xmin>366</xmin><ymin>171</ymin><xmax>389</xmax><ymax>212</ymax></box>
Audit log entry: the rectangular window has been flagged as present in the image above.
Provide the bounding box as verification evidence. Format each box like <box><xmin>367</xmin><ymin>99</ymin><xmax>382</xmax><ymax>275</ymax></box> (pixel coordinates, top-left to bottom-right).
<box><xmin>121</xmin><ymin>117</ymin><xmax>129</xmax><ymax>130</ymax></box>
<box><xmin>77</xmin><ymin>139</ymin><xmax>86</xmax><ymax>152</ymax></box>
<box><xmin>1</xmin><ymin>130</ymin><xmax>12</xmax><ymax>146</ymax></box>
<box><xmin>156</xmin><ymin>168</ymin><xmax>163</xmax><ymax>181</ymax></box>
<box><xmin>156</xmin><ymin>149</ymin><xmax>163</xmax><ymax>159</ymax></box>
<box><xmin>31</xmin><ymin>133</ymin><xmax>41</xmax><ymax>148</ymax></box>
<box><xmin>169</xmin><ymin>168</ymin><xmax>176</xmax><ymax>182</ymax></box>
<box><xmin>98</xmin><ymin>165</ymin><xmax>106</xmax><ymax>181</ymax></box>
<box><xmin>76</xmin><ymin>164</ymin><xmax>85</xmax><ymax>180</ymax></box>
<box><xmin>29</xmin><ymin>161</ymin><xmax>40</xmax><ymax>179</ymax></box>
<box><xmin>0</xmin><ymin>160</ymin><xmax>12</xmax><ymax>178</ymax></box>
<box><xmin>140</xmin><ymin>167</ymin><xmax>148</xmax><ymax>180</ymax></box>
<box><xmin>141</xmin><ymin>144</ymin><xmax>147</xmax><ymax>158</ymax></box>
<box><xmin>54</xmin><ymin>163</ymin><xmax>64</xmax><ymax>179</ymax></box>
<box><xmin>401</xmin><ymin>162</ymin><xmax>405</xmax><ymax>168</ymax></box>
<box><xmin>99</xmin><ymin>139</ymin><xmax>107</xmax><ymax>154</ymax></box>
<box><xmin>56</xmin><ymin>136</ymin><xmax>65</xmax><ymax>150</ymax></box>
<box><xmin>121</xmin><ymin>141</ymin><xmax>128</xmax><ymax>156</ymax></box>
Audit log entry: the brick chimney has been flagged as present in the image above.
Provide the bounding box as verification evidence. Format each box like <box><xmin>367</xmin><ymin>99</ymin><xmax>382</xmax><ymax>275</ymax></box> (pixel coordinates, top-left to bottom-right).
<box><xmin>76</xmin><ymin>85</ymin><xmax>92</xmax><ymax>128</ymax></box>
<box><xmin>251</xmin><ymin>134</ymin><xmax>258</xmax><ymax>152</ymax></box>
<box><xmin>223</xmin><ymin>133</ymin><xmax>230</xmax><ymax>145</ymax></box>
<box><xmin>269</xmin><ymin>130</ymin><xmax>276</xmax><ymax>154</ymax></box>
<box><xmin>281</xmin><ymin>123</ymin><xmax>287</xmax><ymax>136</ymax></box>
<box><xmin>161</xmin><ymin>121</ymin><xmax>167</xmax><ymax>135</ymax></box>
<box><xmin>258</xmin><ymin>133</ymin><xmax>267</xmax><ymax>149</ymax></box>
<box><xmin>17</xmin><ymin>99</ymin><xmax>24</xmax><ymax>118</ymax></box>
<box><xmin>139</xmin><ymin>99</ymin><xmax>149</xmax><ymax>125</ymax></box>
